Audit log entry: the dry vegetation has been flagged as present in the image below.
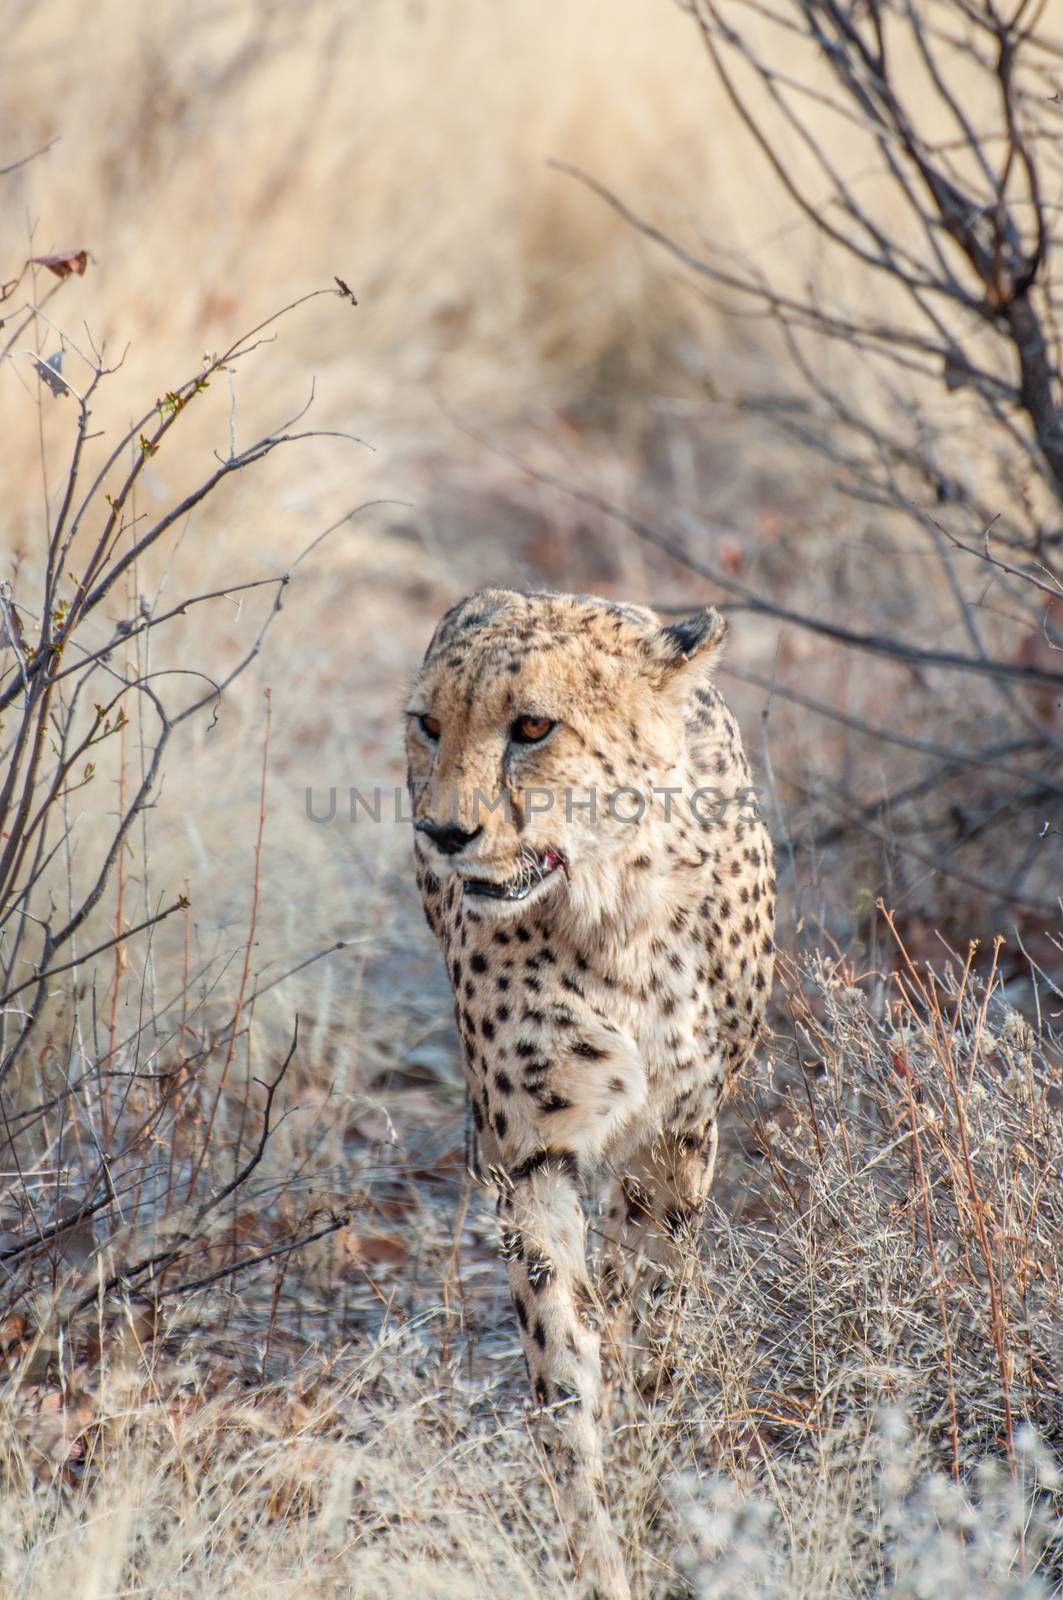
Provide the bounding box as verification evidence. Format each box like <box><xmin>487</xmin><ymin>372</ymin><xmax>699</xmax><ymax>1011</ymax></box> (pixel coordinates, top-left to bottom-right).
<box><xmin>1</xmin><ymin>1</ymin><xmax>1061</xmax><ymax>1595</ymax></box>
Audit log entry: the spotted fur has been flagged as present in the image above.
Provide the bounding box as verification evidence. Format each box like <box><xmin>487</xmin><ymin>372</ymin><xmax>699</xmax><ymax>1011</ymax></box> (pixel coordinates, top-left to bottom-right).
<box><xmin>406</xmin><ymin>589</ymin><xmax>775</xmax><ymax>1599</ymax></box>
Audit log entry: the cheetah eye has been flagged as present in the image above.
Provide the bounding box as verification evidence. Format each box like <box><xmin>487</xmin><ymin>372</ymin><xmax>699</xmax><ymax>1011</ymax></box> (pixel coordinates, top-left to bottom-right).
<box><xmin>511</xmin><ymin>715</ymin><xmax>556</xmax><ymax>744</ymax></box>
<box><xmin>418</xmin><ymin>714</ymin><xmax>441</xmax><ymax>740</ymax></box>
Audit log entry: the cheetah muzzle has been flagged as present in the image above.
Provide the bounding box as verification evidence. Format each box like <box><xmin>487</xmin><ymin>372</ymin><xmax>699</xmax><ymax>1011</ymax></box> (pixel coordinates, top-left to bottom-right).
<box><xmin>462</xmin><ymin>845</ymin><xmax>567</xmax><ymax>903</ymax></box>
<box><xmin>405</xmin><ymin>587</ymin><xmax>776</xmax><ymax>1600</ymax></box>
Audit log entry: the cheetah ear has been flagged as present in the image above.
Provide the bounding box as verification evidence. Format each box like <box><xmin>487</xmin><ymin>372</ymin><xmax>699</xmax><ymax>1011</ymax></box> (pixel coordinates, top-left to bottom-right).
<box><xmin>650</xmin><ymin>607</ymin><xmax>728</xmax><ymax>681</ymax></box>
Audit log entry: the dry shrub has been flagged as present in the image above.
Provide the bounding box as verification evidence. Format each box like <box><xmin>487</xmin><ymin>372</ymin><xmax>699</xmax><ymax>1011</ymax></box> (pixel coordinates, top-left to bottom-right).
<box><xmin>647</xmin><ymin>936</ymin><xmax>1063</xmax><ymax>1595</ymax></box>
<box><xmin>2</xmin><ymin>927</ymin><xmax>1061</xmax><ymax>1597</ymax></box>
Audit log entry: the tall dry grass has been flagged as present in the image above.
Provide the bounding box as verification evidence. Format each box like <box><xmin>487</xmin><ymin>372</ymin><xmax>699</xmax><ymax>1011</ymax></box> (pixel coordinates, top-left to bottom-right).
<box><xmin>3</xmin><ymin>0</ymin><xmax>732</xmax><ymax>440</ymax></box>
<box><xmin>1</xmin><ymin>947</ymin><xmax>1060</xmax><ymax>1597</ymax></box>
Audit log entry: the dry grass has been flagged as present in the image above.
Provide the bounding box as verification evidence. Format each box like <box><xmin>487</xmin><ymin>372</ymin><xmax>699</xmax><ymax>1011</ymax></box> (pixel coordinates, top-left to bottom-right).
<box><xmin>2</xmin><ymin>1</ymin><xmax>1062</xmax><ymax>1595</ymax></box>
<box><xmin>1</xmin><ymin>949</ymin><xmax>1060</xmax><ymax>1597</ymax></box>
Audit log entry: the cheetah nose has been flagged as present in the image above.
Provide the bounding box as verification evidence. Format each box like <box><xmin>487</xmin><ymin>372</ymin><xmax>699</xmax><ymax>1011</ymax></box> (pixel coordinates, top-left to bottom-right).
<box><xmin>415</xmin><ymin>819</ymin><xmax>484</xmax><ymax>856</ymax></box>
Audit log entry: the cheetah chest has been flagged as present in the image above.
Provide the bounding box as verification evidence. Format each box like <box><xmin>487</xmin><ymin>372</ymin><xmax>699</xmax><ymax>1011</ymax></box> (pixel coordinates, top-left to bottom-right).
<box><xmin>447</xmin><ymin>911</ymin><xmax>727</xmax><ymax>1167</ymax></box>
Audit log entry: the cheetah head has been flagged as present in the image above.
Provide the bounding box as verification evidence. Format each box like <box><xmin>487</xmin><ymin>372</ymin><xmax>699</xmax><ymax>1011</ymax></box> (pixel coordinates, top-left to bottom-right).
<box><xmin>405</xmin><ymin>588</ymin><xmax>727</xmax><ymax>923</ymax></box>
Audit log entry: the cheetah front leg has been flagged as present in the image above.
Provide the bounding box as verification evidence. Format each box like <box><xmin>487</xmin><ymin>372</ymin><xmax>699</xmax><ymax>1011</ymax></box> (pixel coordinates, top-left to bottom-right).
<box><xmin>599</xmin><ymin>1123</ymin><xmax>719</xmax><ymax>1402</ymax></box>
<box><xmin>496</xmin><ymin>1149</ymin><xmax>631</xmax><ymax>1600</ymax></box>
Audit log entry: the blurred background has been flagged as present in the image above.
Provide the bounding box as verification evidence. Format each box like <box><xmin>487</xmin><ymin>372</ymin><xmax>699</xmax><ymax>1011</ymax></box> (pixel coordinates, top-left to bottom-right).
<box><xmin>7</xmin><ymin>0</ymin><xmax>1060</xmax><ymax>1032</ymax></box>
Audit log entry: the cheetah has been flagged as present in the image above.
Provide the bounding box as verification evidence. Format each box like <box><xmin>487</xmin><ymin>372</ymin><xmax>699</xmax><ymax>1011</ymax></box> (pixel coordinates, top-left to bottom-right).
<box><xmin>406</xmin><ymin>589</ymin><xmax>775</xmax><ymax>1600</ymax></box>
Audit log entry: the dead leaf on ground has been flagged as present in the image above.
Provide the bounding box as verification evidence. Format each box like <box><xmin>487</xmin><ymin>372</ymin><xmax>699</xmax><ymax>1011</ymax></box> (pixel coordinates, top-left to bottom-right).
<box><xmin>0</xmin><ymin>1312</ymin><xmax>29</xmax><ymax>1354</ymax></box>
<box><xmin>341</xmin><ymin>1228</ymin><xmax>409</xmax><ymax>1267</ymax></box>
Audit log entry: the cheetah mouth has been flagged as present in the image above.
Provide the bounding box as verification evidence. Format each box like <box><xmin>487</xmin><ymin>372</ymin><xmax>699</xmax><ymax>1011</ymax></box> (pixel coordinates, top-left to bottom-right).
<box><xmin>462</xmin><ymin>848</ymin><xmax>567</xmax><ymax>902</ymax></box>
